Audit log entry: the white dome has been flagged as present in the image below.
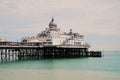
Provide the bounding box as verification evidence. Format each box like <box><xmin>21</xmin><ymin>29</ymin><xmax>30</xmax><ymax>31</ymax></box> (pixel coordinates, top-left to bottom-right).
<box><xmin>49</xmin><ymin>17</ymin><xmax>57</xmax><ymax>27</ymax></box>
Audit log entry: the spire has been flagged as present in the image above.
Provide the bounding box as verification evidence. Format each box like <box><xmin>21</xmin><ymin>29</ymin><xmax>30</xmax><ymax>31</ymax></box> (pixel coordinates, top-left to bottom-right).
<box><xmin>51</xmin><ymin>17</ymin><xmax>54</xmax><ymax>22</ymax></box>
<box><xmin>70</xmin><ymin>29</ymin><xmax>72</xmax><ymax>33</ymax></box>
<box><xmin>49</xmin><ymin>17</ymin><xmax>57</xmax><ymax>28</ymax></box>
<box><xmin>68</xmin><ymin>29</ymin><xmax>73</xmax><ymax>35</ymax></box>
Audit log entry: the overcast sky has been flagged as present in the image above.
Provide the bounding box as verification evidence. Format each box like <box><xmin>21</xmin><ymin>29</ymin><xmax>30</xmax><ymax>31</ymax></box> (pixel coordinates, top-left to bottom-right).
<box><xmin>0</xmin><ymin>0</ymin><xmax>120</xmax><ymax>51</ymax></box>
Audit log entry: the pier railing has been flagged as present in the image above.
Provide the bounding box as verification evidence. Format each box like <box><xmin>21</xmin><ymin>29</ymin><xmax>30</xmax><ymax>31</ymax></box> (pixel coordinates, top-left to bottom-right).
<box><xmin>0</xmin><ymin>41</ymin><xmax>90</xmax><ymax>48</ymax></box>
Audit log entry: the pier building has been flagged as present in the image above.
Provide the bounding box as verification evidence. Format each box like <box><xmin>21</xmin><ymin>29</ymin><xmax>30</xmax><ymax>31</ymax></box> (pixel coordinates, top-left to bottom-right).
<box><xmin>0</xmin><ymin>37</ymin><xmax>4</xmax><ymax>42</ymax></box>
<box><xmin>21</xmin><ymin>18</ymin><xmax>89</xmax><ymax>47</ymax></box>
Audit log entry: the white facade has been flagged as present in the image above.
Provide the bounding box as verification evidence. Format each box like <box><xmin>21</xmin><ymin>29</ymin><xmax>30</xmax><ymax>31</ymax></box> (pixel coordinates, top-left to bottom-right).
<box><xmin>21</xmin><ymin>18</ymin><xmax>89</xmax><ymax>47</ymax></box>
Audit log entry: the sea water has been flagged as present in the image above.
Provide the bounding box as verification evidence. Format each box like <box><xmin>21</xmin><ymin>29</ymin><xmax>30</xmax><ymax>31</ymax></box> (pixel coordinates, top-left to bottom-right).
<box><xmin>0</xmin><ymin>51</ymin><xmax>120</xmax><ymax>80</ymax></box>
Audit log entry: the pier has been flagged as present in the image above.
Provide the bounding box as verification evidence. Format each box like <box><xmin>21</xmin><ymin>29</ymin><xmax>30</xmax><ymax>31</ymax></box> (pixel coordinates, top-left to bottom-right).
<box><xmin>0</xmin><ymin>18</ymin><xmax>102</xmax><ymax>62</ymax></box>
<box><xmin>0</xmin><ymin>44</ymin><xmax>101</xmax><ymax>62</ymax></box>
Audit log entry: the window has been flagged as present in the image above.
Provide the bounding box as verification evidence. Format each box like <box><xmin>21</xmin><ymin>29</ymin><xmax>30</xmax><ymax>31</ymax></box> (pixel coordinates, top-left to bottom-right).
<box><xmin>46</xmin><ymin>39</ymin><xmax>51</xmax><ymax>42</ymax></box>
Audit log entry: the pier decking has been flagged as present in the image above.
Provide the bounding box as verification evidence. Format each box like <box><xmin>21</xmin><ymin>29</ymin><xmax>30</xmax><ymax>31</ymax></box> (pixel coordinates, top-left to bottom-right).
<box><xmin>0</xmin><ymin>45</ymin><xmax>101</xmax><ymax>62</ymax></box>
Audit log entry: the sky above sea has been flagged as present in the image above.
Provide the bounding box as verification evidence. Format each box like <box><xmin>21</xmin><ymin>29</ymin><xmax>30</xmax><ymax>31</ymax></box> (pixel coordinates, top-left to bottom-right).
<box><xmin>0</xmin><ymin>0</ymin><xmax>120</xmax><ymax>51</ymax></box>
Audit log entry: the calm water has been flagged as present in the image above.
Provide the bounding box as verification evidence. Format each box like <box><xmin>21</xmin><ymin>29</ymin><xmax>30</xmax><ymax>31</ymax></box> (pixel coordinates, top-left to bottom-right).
<box><xmin>0</xmin><ymin>51</ymin><xmax>120</xmax><ymax>80</ymax></box>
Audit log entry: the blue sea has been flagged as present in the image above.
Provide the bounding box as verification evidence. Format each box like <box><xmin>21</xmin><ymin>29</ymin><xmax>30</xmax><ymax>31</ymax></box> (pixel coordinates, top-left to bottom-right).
<box><xmin>0</xmin><ymin>51</ymin><xmax>120</xmax><ymax>80</ymax></box>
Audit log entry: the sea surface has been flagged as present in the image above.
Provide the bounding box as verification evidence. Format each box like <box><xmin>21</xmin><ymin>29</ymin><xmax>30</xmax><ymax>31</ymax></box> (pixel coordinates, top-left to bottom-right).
<box><xmin>0</xmin><ymin>51</ymin><xmax>120</xmax><ymax>80</ymax></box>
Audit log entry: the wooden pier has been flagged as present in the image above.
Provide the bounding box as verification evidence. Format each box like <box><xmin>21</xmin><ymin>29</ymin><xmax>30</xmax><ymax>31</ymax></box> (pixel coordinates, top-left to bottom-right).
<box><xmin>0</xmin><ymin>45</ymin><xmax>102</xmax><ymax>62</ymax></box>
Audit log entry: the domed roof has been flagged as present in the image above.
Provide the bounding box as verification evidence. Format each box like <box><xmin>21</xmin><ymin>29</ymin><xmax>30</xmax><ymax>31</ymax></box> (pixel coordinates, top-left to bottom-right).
<box><xmin>49</xmin><ymin>17</ymin><xmax>57</xmax><ymax>27</ymax></box>
<box><xmin>37</xmin><ymin>32</ymin><xmax>48</xmax><ymax>37</ymax></box>
<box><xmin>37</xmin><ymin>31</ymin><xmax>51</xmax><ymax>38</ymax></box>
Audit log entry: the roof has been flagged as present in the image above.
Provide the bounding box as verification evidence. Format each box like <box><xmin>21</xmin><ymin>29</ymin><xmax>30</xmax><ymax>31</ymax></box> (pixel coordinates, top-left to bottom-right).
<box><xmin>49</xmin><ymin>17</ymin><xmax>57</xmax><ymax>27</ymax></box>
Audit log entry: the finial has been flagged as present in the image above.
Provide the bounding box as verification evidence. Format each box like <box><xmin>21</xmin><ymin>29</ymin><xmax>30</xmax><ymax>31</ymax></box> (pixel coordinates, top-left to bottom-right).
<box><xmin>70</xmin><ymin>29</ymin><xmax>72</xmax><ymax>33</ymax></box>
<box><xmin>51</xmin><ymin>17</ymin><xmax>54</xmax><ymax>22</ymax></box>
